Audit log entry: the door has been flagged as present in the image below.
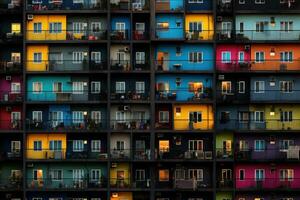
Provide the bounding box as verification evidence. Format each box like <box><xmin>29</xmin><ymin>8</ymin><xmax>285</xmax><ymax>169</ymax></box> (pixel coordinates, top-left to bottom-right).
<box><xmin>223</xmin><ymin>140</ymin><xmax>232</xmax><ymax>155</ymax></box>
<box><xmin>73</xmin><ymin>169</ymin><xmax>85</xmax><ymax>186</ymax></box>
<box><xmin>222</xmin><ymin>22</ymin><xmax>232</xmax><ymax>38</ymax></box>
<box><xmin>116</xmin><ymin>22</ymin><xmax>126</xmax><ymax>39</ymax></box>
<box><xmin>51</xmin><ymin>111</ymin><xmax>63</xmax><ymax>128</ymax></box>
<box><xmin>157</xmin><ymin>52</ymin><xmax>169</xmax><ymax>71</ymax></box>
<box><xmin>221</xmin><ymin>169</ymin><xmax>232</xmax><ymax>181</ymax></box>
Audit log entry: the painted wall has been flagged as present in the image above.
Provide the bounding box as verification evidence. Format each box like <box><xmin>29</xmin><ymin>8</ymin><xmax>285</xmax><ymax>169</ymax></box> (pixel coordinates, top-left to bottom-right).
<box><xmin>185</xmin><ymin>14</ymin><xmax>214</xmax><ymax>40</ymax></box>
<box><xmin>27</xmin><ymin>15</ymin><xmax>67</xmax><ymax>40</ymax></box>
<box><xmin>155</xmin><ymin>74</ymin><xmax>213</xmax><ymax>101</ymax></box>
<box><xmin>216</xmin><ymin>132</ymin><xmax>233</xmax><ymax>150</ymax></box>
<box><xmin>111</xmin><ymin>75</ymin><xmax>150</xmax><ymax>94</ymax></box>
<box><xmin>155</xmin><ymin>44</ymin><xmax>214</xmax><ymax>71</ymax></box>
<box><xmin>185</xmin><ymin>0</ymin><xmax>212</xmax><ymax>11</ymax></box>
<box><xmin>155</xmin><ymin>14</ymin><xmax>184</xmax><ymax>39</ymax></box>
<box><xmin>27</xmin><ymin>45</ymin><xmax>49</xmax><ymax>71</ymax></box>
<box><xmin>236</xmin><ymin>15</ymin><xmax>300</xmax><ymax>40</ymax></box>
<box><xmin>27</xmin><ymin>0</ymin><xmax>106</xmax><ymax>10</ymax></box>
<box><xmin>173</xmin><ymin>104</ymin><xmax>214</xmax><ymax>130</ymax></box>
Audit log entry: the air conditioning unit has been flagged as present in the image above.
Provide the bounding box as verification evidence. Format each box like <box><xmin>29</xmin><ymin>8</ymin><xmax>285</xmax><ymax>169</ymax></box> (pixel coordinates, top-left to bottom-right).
<box><xmin>124</xmin><ymin>105</ymin><xmax>130</xmax><ymax>111</ymax></box>
<box><xmin>218</xmin><ymin>75</ymin><xmax>225</xmax><ymax>80</ymax></box>
<box><xmin>6</xmin><ymin>76</ymin><xmax>11</xmax><ymax>81</ymax></box>
<box><xmin>6</xmin><ymin>106</ymin><xmax>12</xmax><ymax>112</ymax></box>
<box><xmin>244</xmin><ymin>45</ymin><xmax>250</xmax><ymax>51</ymax></box>
<box><xmin>27</xmin><ymin>14</ymin><xmax>34</xmax><ymax>20</ymax></box>
<box><xmin>124</xmin><ymin>47</ymin><xmax>130</xmax><ymax>52</ymax></box>
<box><xmin>217</xmin><ymin>16</ymin><xmax>223</xmax><ymax>22</ymax></box>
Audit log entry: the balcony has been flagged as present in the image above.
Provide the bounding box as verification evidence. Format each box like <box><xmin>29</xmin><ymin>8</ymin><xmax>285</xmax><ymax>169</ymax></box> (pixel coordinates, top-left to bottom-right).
<box><xmin>155</xmin><ymin>60</ymin><xmax>213</xmax><ymax>72</ymax></box>
<box><xmin>155</xmin><ymin>0</ymin><xmax>183</xmax><ymax>12</ymax></box>
<box><xmin>0</xmin><ymin>177</ymin><xmax>22</xmax><ymax>190</ymax></box>
<box><xmin>111</xmin><ymin>91</ymin><xmax>150</xmax><ymax>101</ymax></box>
<box><xmin>0</xmin><ymin>92</ymin><xmax>23</xmax><ymax>103</ymax></box>
<box><xmin>134</xmin><ymin>149</ymin><xmax>151</xmax><ymax>160</ymax></box>
<box><xmin>26</xmin><ymin>119</ymin><xmax>106</xmax><ymax>132</ymax></box>
<box><xmin>110</xmin><ymin>30</ymin><xmax>129</xmax><ymax>40</ymax></box>
<box><xmin>110</xmin><ymin>60</ymin><xmax>131</xmax><ymax>71</ymax></box>
<box><xmin>236</xmin><ymin>147</ymin><xmax>300</xmax><ymax>161</ymax></box>
<box><xmin>110</xmin><ymin>178</ymin><xmax>131</xmax><ymax>189</ymax></box>
<box><xmin>0</xmin><ymin>32</ymin><xmax>22</xmax><ymax>43</ymax></box>
<box><xmin>110</xmin><ymin>119</ymin><xmax>150</xmax><ymax>131</ymax></box>
<box><xmin>110</xmin><ymin>0</ymin><xmax>130</xmax><ymax>10</ymax></box>
<box><xmin>0</xmin><ymin>61</ymin><xmax>22</xmax><ymax>73</ymax></box>
<box><xmin>26</xmin><ymin>91</ymin><xmax>107</xmax><ymax>102</ymax></box>
<box><xmin>250</xmin><ymin>90</ymin><xmax>300</xmax><ymax>102</ymax></box>
<box><xmin>0</xmin><ymin>120</ymin><xmax>22</xmax><ymax>131</ymax></box>
<box><xmin>27</xmin><ymin>60</ymin><xmax>107</xmax><ymax>72</ymax></box>
<box><xmin>133</xmin><ymin>30</ymin><xmax>149</xmax><ymax>40</ymax></box>
<box><xmin>27</xmin><ymin>178</ymin><xmax>107</xmax><ymax>190</ymax></box>
<box><xmin>216</xmin><ymin>148</ymin><xmax>233</xmax><ymax>160</ymax></box>
<box><xmin>0</xmin><ymin>151</ymin><xmax>21</xmax><ymax>160</ymax></box>
<box><xmin>235</xmin><ymin>30</ymin><xmax>300</xmax><ymax>41</ymax></box>
<box><xmin>185</xmin><ymin>30</ymin><xmax>214</xmax><ymax>41</ymax></box>
<box><xmin>27</xmin><ymin>0</ymin><xmax>107</xmax><ymax>11</ymax></box>
<box><xmin>155</xmin><ymin>89</ymin><xmax>213</xmax><ymax>102</ymax></box>
<box><xmin>155</xmin><ymin>28</ymin><xmax>184</xmax><ymax>40</ymax></box>
<box><xmin>0</xmin><ymin>0</ymin><xmax>22</xmax><ymax>13</ymax></box>
<box><xmin>217</xmin><ymin>1</ymin><xmax>232</xmax><ymax>13</ymax></box>
<box><xmin>236</xmin><ymin>179</ymin><xmax>300</xmax><ymax>190</ymax></box>
<box><xmin>110</xmin><ymin>149</ymin><xmax>130</xmax><ymax>159</ymax></box>
<box><xmin>174</xmin><ymin>179</ymin><xmax>209</xmax><ymax>190</ymax></box>
<box><xmin>217</xmin><ymin>179</ymin><xmax>233</xmax><ymax>188</ymax></box>
<box><xmin>157</xmin><ymin>150</ymin><xmax>213</xmax><ymax>161</ymax></box>
<box><xmin>216</xmin><ymin>30</ymin><xmax>233</xmax><ymax>41</ymax></box>
<box><xmin>173</xmin><ymin>119</ymin><xmax>214</xmax><ymax>131</ymax></box>
<box><xmin>26</xmin><ymin>30</ymin><xmax>107</xmax><ymax>41</ymax></box>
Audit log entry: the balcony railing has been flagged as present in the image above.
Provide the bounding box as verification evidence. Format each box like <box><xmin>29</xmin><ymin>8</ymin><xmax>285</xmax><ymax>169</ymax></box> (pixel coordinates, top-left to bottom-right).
<box><xmin>110</xmin><ymin>149</ymin><xmax>130</xmax><ymax>159</ymax></box>
<box><xmin>110</xmin><ymin>119</ymin><xmax>150</xmax><ymax>131</ymax></box>
<box><xmin>235</xmin><ymin>30</ymin><xmax>300</xmax><ymax>41</ymax></box>
<box><xmin>110</xmin><ymin>178</ymin><xmax>131</xmax><ymax>188</ymax></box>
<box><xmin>157</xmin><ymin>179</ymin><xmax>210</xmax><ymax>190</ymax></box>
<box><xmin>133</xmin><ymin>30</ymin><xmax>149</xmax><ymax>40</ymax></box>
<box><xmin>0</xmin><ymin>151</ymin><xmax>21</xmax><ymax>160</ymax></box>
<box><xmin>1</xmin><ymin>32</ymin><xmax>23</xmax><ymax>42</ymax></box>
<box><xmin>0</xmin><ymin>120</ymin><xmax>22</xmax><ymax>131</ymax></box>
<box><xmin>0</xmin><ymin>1</ymin><xmax>22</xmax><ymax>11</ymax></box>
<box><xmin>155</xmin><ymin>60</ymin><xmax>213</xmax><ymax>72</ymax></box>
<box><xmin>236</xmin><ymin>148</ymin><xmax>300</xmax><ymax>161</ymax></box>
<box><xmin>110</xmin><ymin>0</ymin><xmax>150</xmax><ymax>10</ymax></box>
<box><xmin>156</xmin><ymin>89</ymin><xmax>213</xmax><ymax>102</ymax></box>
<box><xmin>26</xmin><ymin>91</ymin><xmax>107</xmax><ymax>102</ymax></box>
<box><xmin>0</xmin><ymin>92</ymin><xmax>23</xmax><ymax>103</ymax></box>
<box><xmin>218</xmin><ymin>119</ymin><xmax>300</xmax><ymax>131</ymax></box>
<box><xmin>236</xmin><ymin>178</ymin><xmax>300</xmax><ymax>190</ymax></box>
<box><xmin>110</xmin><ymin>30</ymin><xmax>129</xmax><ymax>40</ymax></box>
<box><xmin>26</xmin><ymin>119</ymin><xmax>106</xmax><ymax>131</ymax></box>
<box><xmin>27</xmin><ymin>178</ymin><xmax>107</xmax><ymax>189</ymax></box>
<box><xmin>0</xmin><ymin>61</ymin><xmax>22</xmax><ymax>73</ymax></box>
<box><xmin>216</xmin><ymin>60</ymin><xmax>300</xmax><ymax>72</ymax></box>
<box><xmin>26</xmin><ymin>30</ymin><xmax>107</xmax><ymax>41</ymax></box>
<box><xmin>216</xmin><ymin>148</ymin><xmax>233</xmax><ymax>159</ymax></box>
<box><xmin>111</xmin><ymin>91</ymin><xmax>150</xmax><ymax>101</ymax></box>
<box><xmin>110</xmin><ymin>60</ymin><xmax>131</xmax><ymax>71</ymax></box>
<box><xmin>217</xmin><ymin>179</ymin><xmax>233</xmax><ymax>188</ymax></box>
<box><xmin>157</xmin><ymin>150</ymin><xmax>213</xmax><ymax>160</ymax></box>
<box><xmin>155</xmin><ymin>0</ymin><xmax>183</xmax><ymax>11</ymax></box>
<box><xmin>134</xmin><ymin>149</ymin><xmax>151</xmax><ymax>160</ymax></box>
<box><xmin>185</xmin><ymin>30</ymin><xmax>214</xmax><ymax>41</ymax></box>
<box><xmin>27</xmin><ymin>0</ymin><xmax>107</xmax><ymax>11</ymax></box>
<box><xmin>155</xmin><ymin>119</ymin><xmax>214</xmax><ymax>131</ymax></box>
<box><xmin>217</xmin><ymin>1</ymin><xmax>233</xmax><ymax>13</ymax></box>
<box><xmin>27</xmin><ymin>60</ymin><xmax>107</xmax><ymax>72</ymax></box>
<box><xmin>0</xmin><ymin>177</ymin><xmax>22</xmax><ymax>190</ymax></box>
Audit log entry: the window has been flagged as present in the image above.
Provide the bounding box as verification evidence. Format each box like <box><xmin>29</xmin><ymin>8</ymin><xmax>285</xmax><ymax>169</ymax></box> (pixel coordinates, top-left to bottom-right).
<box><xmin>91</xmin><ymin>82</ymin><xmax>101</xmax><ymax>94</ymax></box>
<box><xmin>280</xmin><ymin>21</ymin><xmax>293</xmax><ymax>32</ymax></box>
<box><xmin>254</xmin><ymin>140</ymin><xmax>265</xmax><ymax>151</ymax></box>
<box><xmin>72</xmin><ymin>111</ymin><xmax>84</xmax><ymax>124</ymax></box>
<box><xmin>280</xmin><ymin>169</ymin><xmax>294</xmax><ymax>181</ymax></box>
<box><xmin>11</xmin><ymin>82</ymin><xmax>21</xmax><ymax>94</ymax></box>
<box><xmin>221</xmin><ymin>22</ymin><xmax>232</xmax><ymax>36</ymax></box>
<box><xmin>90</xmin><ymin>22</ymin><xmax>101</xmax><ymax>33</ymax></box>
<box><xmin>135</xmin><ymin>23</ymin><xmax>145</xmax><ymax>32</ymax></box>
<box><xmin>188</xmin><ymin>140</ymin><xmax>203</xmax><ymax>151</ymax></box>
<box><xmin>189</xmin><ymin>112</ymin><xmax>202</xmax><ymax>123</ymax></box>
<box><xmin>159</xmin><ymin>169</ymin><xmax>169</xmax><ymax>181</ymax></box>
<box><xmin>239</xmin><ymin>112</ymin><xmax>249</xmax><ymax>123</ymax></box>
<box><xmin>51</xmin><ymin>111</ymin><xmax>63</xmax><ymax>128</ymax></box>
<box><xmin>188</xmin><ymin>169</ymin><xmax>203</xmax><ymax>181</ymax></box>
<box><xmin>91</xmin><ymin>140</ymin><xmax>101</xmax><ymax>152</ymax></box>
<box><xmin>72</xmin><ymin>52</ymin><xmax>84</xmax><ymax>64</ymax></box>
<box><xmin>255</xmin><ymin>169</ymin><xmax>265</xmax><ymax>181</ymax></box>
<box><xmin>255</xmin><ymin>52</ymin><xmax>265</xmax><ymax>63</ymax></box>
<box><xmin>157</xmin><ymin>22</ymin><xmax>169</xmax><ymax>30</ymax></box>
<box><xmin>73</xmin><ymin>140</ymin><xmax>84</xmax><ymax>152</ymax></box>
<box><xmin>136</xmin><ymin>169</ymin><xmax>145</xmax><ymax>181</ymax></box>
<box><xmin>279</xmin><ymin>140</ymin><xmax>294</xmax><ymax>151</ymax></box>
<box><xmin>239</xmin><ymin>140</ymin><xmax>249</xmax><ymax>151</ymax></box>
<box><xmin>280</xmin><ymin>52</ymin><xmax>293</xmax><ymax>62</ymax></box>
<box><xmin>135</xmin><ymin>81</ymin><xmax>145</xmax><ymax>94</ymax></box>
<box><xmin>90</xmin><ymin>169</ymin><xmax>101</xmax><ymax>182</ymax></box>
<box><xmin>116</xmin><ymin>111</ymin><xmax>126</xmax><ymax>122</ymax></box>
<box><xmin>53</xmin><ymin>82</ymin><xmax>62</xmax><ymax>93</ymax></box>
<box><xmin>11</xmin><ymin>141</ymin><xmax>20</xmax><ymax>153</ymax></box>
<box><xmin>91</xmin><ymin>111</ymin><xmax>101</xmax><ymax>124</ymax></box>
<box><xmin>33</xmin><ymin>82</ymin><xmax>42</xmax><ymax>93</ymax></box>
<box><xmin>73</xmin><ymin>0</ymin><xmax>84</xmax><ymax>3</ymax></box>
<box><xmin>239</xmin><ymin>169</ymin><xmax>245</xmax><ymax>180</ymax></box>
<box><xmin>73</xmin><ymin>169</ymin><xmax>84</xmax><ymax>181</ymax></box>
<box><xmin>72</xmin><ymin>82</ymin><xmax>84</xmax><ymax>94</ymax></box>
<box><xmin>11</xmin><ymin>52</ymin><xmax>21</xmax><ymax>63</ymax></box>
<box><xmin>32</xmin><ymin>0</ymin><xmax>42</xmax><ymax>3</ymax></box>
<box><xmin>50</xmin><ymin>169</ymin><xmax>63</xmax><ymax>181</ymax></box>
<box><xmin>49</xmin><ymin>22</ymin><xmax>62</xmax><ymax>33</ymax></box>
<box><xmin>254</xmin><ymin>81</ymin><xmax>265</xmax><ymax>93</ymax></box>
<box><xmin>49</xmin><ymin>140</ymin><xmax>62</xmax><ymax>151</ymax></box>
<box><xmin>239</xmin><ymin>22</ymin><xmax>244</xmax><ymax>33</ymax></box>
<box><xmin>72</xmin><ymin>22</ymin><xmax>87</xmax><ymax>34</ymax></box>
<box><xmin>255</xmin><ymin>0</ymin><xmax>265</xmax><ymax>4</ymax></box>
<box><xmin>136</xmin><ymin>52</ymin><xmax>145</xmax><ymax>64</ymax></box>
<box><xmin>188</xmin><ymin>0</ymin><xmax>204</xmax><ymax>3</ymax></box>
<box><xmin>188</xmin><ymin>82</ymin><xmax>203</xmax><ymax>93</ymax></box>
<box><xmin>159</xmin><ymin>140</ymin><xmax>169</xmax><ymax>153</ymax></box>
<box><xmin>189</xmin><ymin>52</ymin><xmax>203</xmax><ymax>63</ymax></box>
<box><xmin>280</xmin><ymin>81</ymin><xmax>293</xmax><ymax>93</ymax></box>
<box><xmin>256</xmin><ymin>22</ymin><xmax>265</xmax><ymax>32</ymax></box>
<box><xmin>116</xmin><ymin>141</ymin><xmax>125</xmax><ymax>150</ymax></box>
<box><xmin>33</xmin><ymin>141</ymin><xmax>42</xmax><ymax>151</ymax></box>
<box><xmin>221</xmin><ymin>51</ymin><xmax>231</xmax><ymax>63</ymax></box>
<box><xmin>33</xmin><ymin>53</ymin><xmax>42</xmax><ymax>63</ymax></box>
<box><xmin>189</xmin><ymin>22</ymin><xmax>202</xmax><ymax>32</ymax></box>
<box><xmin>238</xmin><ymin>51</ymin><xmax>245</xmax><ymax>63</ymax></box>
<box><xmin>11</xmin><ymin>23</ymin><xmax>21</xmax><ymax>34</ymax></box>
<box><xmin>221</xmin><ymin>81</ymin><xmax>232</xmax><ymax>94</ymax></box>
<box><xmin>254</xmin><ymin>111</ymin><xmax>264</xmax><ymax>122</ymax></box>
<box><xmin>33</xmin><ymin>22</ymin><xmax>42</xmax><ymax>33</ymax></box>
<box><xmin>280</xmin><ymin>111</ymin><xmax>293</xmax><ymax>122</ymax></box>
<box><xmin>32</xmin><ymin>111</ymin><xmax>42</xmax><ymax>122</ymax></box>
<box><xmin>220</xmin><ymin>111</ymin><xmax>230</xmax><ymax>123</ymax></box>
<box><xmin>91</xmin><ymin>52</ymin><xmax>101</xmax><ymax>63</ymax></box>
<box><xmin>159</xmin><ymin>111</ymin><xmax>169</xmax><ymax>123</ymax></box>
<box><xmin>238</xmin><ymin>81</ymin><xmax>245</xmax><ymax>93</ymax></box>
<box><xmin>116</xmin><ymin>81</ymin><xmax>126</xmax><ymax>93</ymax></box>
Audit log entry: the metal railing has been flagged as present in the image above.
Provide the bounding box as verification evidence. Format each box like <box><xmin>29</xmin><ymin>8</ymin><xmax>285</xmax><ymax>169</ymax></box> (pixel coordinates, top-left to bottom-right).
<box><xmin>27</xmin><ymin>0</ymin><xmax>107</xmax><ymax>10</ymax></box>
<box><xmin>156</xmin><ymin>89</ymin><xmax>213</xmax><ymax>101</ymax></box>
<box><xmin>0</xmin><ymin>92</ymin><xmax>23</xmax><ymax>102</ymax></box>
<box><xmin>216</xmin><ymin>148</ymin><xmax>233</xmax><ymax>159</ymax></box>
<box><xmin>110</xmin><ymin>119</ymin><xmax>151</xmax><ymax>131</ymax></box>
<box><xmin>155</xmin><ymin>0</ymin><xmax>183</xmax><ymax>11</ymax></box>
<box><xmin>110</xmin><ymin>0</ymin><xmax>150</xmax><ymax>11</ymax></box>
<box><xmin>157</xmin><ymin>150</ymin><xmax>213</xmax><ymax>160</ymax></box>
<box><xmin>0</xmin><ymin>151</ymin><xmax>22</xmax><ymax>160</ymax></box>
<box><xmin>0</xmin><ymin>61</ymin><xmax>22</xmax><ymax>73</ymax></box>
<box><xmin>0</xmin><ymin>178</ymin><xmax>22</xmax><ymax>190</ymax></box>
<box><xmin>236</xmin><ymin>178</ymin><xmax>300</xmax><ymax>190</ymax></box>
<box><xmin>110</xmin><ymin>91</ymin><xmax>150</xmax><ymax>101</ymax></box>
<box><xmin>0</xmin><ymin>120</ymin><xmax>22</xmax><ymax>130</ymax></box>
<box><xmin>110</xmin><ymin>30</ymin><xmax>129</xmax><ymax>40</ymax></box>
<box><xmin>185</xmin><ymin>30</ymin><xmax>214</xmax><ymax>40</ymax></box>
<box><xmin>155</xmin><ymin>60</ymin><xmax>214</xmax><ymax>72</ymax></box>
<box><xmin>110</xmin><ymin>60</ymin><xmax>131</xmax><ymax>71</ymax></box>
